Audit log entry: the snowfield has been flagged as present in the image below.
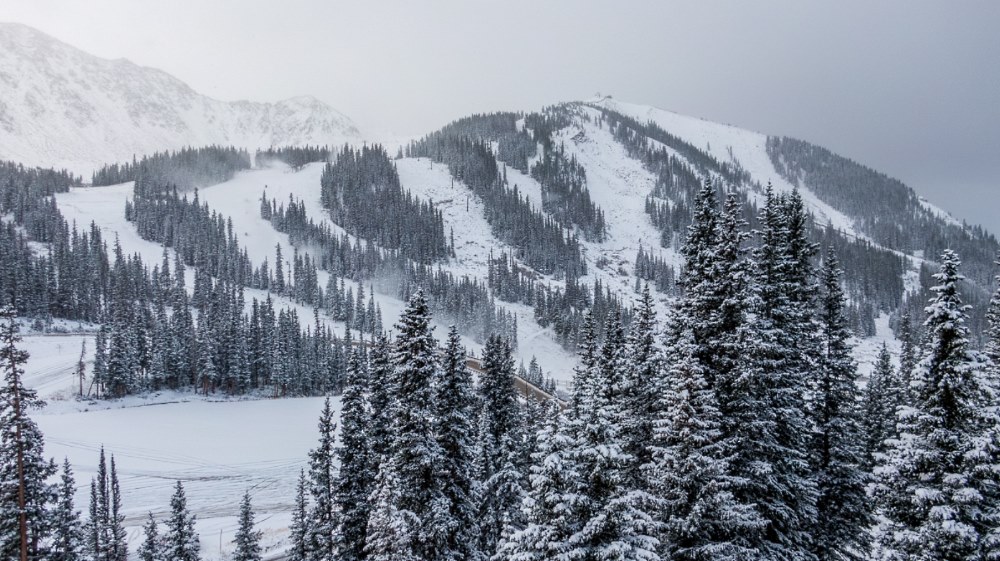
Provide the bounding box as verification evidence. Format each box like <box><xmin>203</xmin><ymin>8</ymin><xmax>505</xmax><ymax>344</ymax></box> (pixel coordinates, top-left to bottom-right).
<box><xmin>18</xmin><ymin>330</ymin><xmax>327</xmax><ymax>560</ymax></box>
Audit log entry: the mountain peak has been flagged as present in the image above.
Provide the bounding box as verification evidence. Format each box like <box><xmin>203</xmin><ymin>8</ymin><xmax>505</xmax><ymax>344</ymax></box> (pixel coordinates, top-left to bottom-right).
<box><xmin>0</xmin><ymin>23</ymin><xmax>362</xmax><ymax>174</ymax></box>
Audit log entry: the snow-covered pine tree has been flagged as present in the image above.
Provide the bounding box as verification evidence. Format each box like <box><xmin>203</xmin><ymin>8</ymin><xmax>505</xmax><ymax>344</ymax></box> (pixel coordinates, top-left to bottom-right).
<box><xmin>562</xmin><ymin>312</ymin><xmax>658</xmax><ymax>561</ymax></box>
<box><xmin>723</xmin><ymin>187</ymin><xmax>819</xmax><ymax>561</ymax></box>
<box><xmin>985</xmin><ymin>254</ymin><xmax>1000</xmax><ymax>397</ymax></box>
<box><xmin>569</xmin><ymin>312</ymin><xmax>600</xmax><ymax>427</ymax></box>
<box><xmin>0</xmin><ymin>305</ymin><xmax>57</xmax><ymax>561</ymax></box>
<box><xmin>108</xmin><ymin>457</ymin><xmax>127</xmax><ymax>561</ymax></box>
<box><xmin>809</xmin><ymin>249</ymin><xmax>871</xmax><ymax>561</ymax></box>
<box><xmin>364</xmin><ymin>469</ymin><xmax>421</xmax><ymax>561</ymax></box>
<box><xmin>432</xmin><ymin>326</ymin><xmax>480</xmax><ymax>561</ymax></box>
<box><xmin>647</xmin><ymin>318</ymin><xmax>762</xmax><ymax>561</ymax></box>
<box><xmin>862</xmin><ymin>344</ymin><xmax>897</xmax><ymax>469</ymax></box>
<box><xmin>306</xmin><ymin>397</ymin><xmax>337</xmax><ymax>561</ymax></box>
<box><xmin>49</xmin><ymin>458</ymin><xmax>85</xmax><ymax>561</ymax></box>
<box><xmin>678</xmin><ymin>180</ymin><xmax>722</xmax><ymax>368</ymax></box>
<box><xmin>288</xmin><ymin>470</ymin><xmax>310</xmax><ymax>561</ymax></box>
<box><xmin>232</xmin><ymin>491</ymin><xmax>262</xmax><ymax>561</ymax></box>
<box><xmin>622</xmin><ymin>285</ymin><xmax>661</xmax><ymax>485</ymax></box>
<box><xmin>137</xmin><ymin>513</ymin><xmax>161</xmax><ymax>561</ymax></box>
<box><xmin>365</xmin><ymin>290</ymin><xmax>445</xmax><ymax>560</ymax></box>
<box><xmin>897</xmin><ymin>311</ymin><xmax>918</xmax><ymax>404</ymax></box>
<box><xmin>366</xmin><ymin>334</ymin><xmax>393</xmax><ymax>475</ymax></box>
<box><xmin>683</xmin><ymin>188</ymin><xmax>750</xmax><ymax>390</ymax></box>
<box><xmin>163</xmin><ymin>481</ymin><xmax>199</xmax><ymax>561</ymax></box>
<box><xmin>494</xmin><ymin>400</ymin><xmax>582</xmax><ymax>561</ymax></box>
<box><xmin>873</xmin><ymin>250</ymin><xmax>1000</xmax><ymax>561</ymax></box>
<box><xmin>475</xmin><ymin>334</ymin><xmax>525</xmax><ymax>557</ymax></box>
<box><xmin>334</xmin><ymin>348</ymin><xmax>373</xmax><ymax>561</ymax></box>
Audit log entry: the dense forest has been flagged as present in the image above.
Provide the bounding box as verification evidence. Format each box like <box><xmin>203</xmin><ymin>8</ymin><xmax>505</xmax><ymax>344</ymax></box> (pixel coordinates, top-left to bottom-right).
<box><xmin>4</xmin><ymin>180</ymin><xmax>998</xmax><ymax>560</ymax></box>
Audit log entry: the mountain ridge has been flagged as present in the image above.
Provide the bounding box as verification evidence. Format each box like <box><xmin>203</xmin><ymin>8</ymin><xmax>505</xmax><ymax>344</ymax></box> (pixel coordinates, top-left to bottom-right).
<box><xmin>0</xmin><ymin>22</ymin><xmax>362</xmax><ymax>175</ymax></box>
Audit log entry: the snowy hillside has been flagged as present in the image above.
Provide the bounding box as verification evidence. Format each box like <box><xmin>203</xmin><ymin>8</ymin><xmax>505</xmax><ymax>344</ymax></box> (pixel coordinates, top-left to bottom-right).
<box><xmin>0</xmin><ymin>23</ymin><xmax>362</xmax><ymax>176</ymax></box>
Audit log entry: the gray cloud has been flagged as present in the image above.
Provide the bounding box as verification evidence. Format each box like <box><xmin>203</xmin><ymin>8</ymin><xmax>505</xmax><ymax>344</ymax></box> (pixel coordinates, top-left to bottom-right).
<box><xmin>5</xmin><ymin>0</ymin><xmax>1000</xmax><ymax>234</ymax></box>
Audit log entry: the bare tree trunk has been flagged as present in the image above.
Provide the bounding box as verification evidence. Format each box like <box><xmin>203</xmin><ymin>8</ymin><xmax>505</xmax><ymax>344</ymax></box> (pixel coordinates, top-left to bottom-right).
<box><xmin>13</xmin><ymin>368</ymin><xmax>28</xmax><ymax>561</ymax></box>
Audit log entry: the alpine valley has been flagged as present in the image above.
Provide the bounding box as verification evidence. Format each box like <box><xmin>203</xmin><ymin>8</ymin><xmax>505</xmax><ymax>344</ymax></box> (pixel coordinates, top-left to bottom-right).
<box><xmin>1</xmin><ymin>21</ymin><xmax>998</xmax><ymax>561</ymax></box>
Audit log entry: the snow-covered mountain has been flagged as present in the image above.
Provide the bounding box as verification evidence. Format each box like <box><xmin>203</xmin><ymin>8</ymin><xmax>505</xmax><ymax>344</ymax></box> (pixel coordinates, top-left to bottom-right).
<box><xmin>0</xmin><ymin>22</ymin><xmax>361</xmax><ymax>175</ymax></box>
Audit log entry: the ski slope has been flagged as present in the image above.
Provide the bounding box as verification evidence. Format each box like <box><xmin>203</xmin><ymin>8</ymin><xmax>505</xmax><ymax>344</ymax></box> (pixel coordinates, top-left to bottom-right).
<box><xmin>589</xmin><ymin>97</ymin><xmax>861</xmax><ymax>235</ymax></box>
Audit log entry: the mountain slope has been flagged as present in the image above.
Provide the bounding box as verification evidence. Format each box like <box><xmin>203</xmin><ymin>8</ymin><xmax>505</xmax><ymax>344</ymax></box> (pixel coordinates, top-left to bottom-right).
<box><xmin>0</xmin><ymin>23</ymin><xmax>361</xmax><ymax>175</ymax></box>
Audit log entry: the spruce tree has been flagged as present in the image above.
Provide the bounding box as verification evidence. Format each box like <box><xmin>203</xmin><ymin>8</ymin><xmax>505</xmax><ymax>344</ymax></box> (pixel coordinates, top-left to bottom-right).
<box><xmin>334</xmin><ymin>349</ymin><xmax>373</xmax><ymax>561</ymax></box>
<box><xmin>623</xmin><ymin>285</ymin><xmax>661</xmax><ymax>485</ymax></box>
<box><xmin>137</xmin><ymin>513</ymin><xmax>161</xmax><ymax>561</ymax></box>
<box><xmin>723</xmin><ymin>188</ymin><xmax>819</xmax><ymax>561</ymax></box>
<box><xmin>433</xmin><ymin>326</ymin><xmax>480</xmax><ymax>561</ymax></box>
<box><xmin>0</xmin><ymin>305</ymin><xmax>57</xmax><ymax>561</ymax></box>
<box><xmin>862</xmin><ymin>344</ymin><xmax>897</xmax><ymax>469</ymax></box>
<box><xmin>809</xmin><ymin>249</ymin><xmax>871</xmax><ymax>561</ymax></box>
<box><xmin>365</xmin><ymin>290</ymin><xmax>445</xmax><ymax>560</ymax></box>
<box><xmin>366</xmin><ymin>334</ymin><xmax>393</xmax><ymax>476</ymax></box>
<box><xmin>306</xmin><ymin>397</ymin><xmax>337</xmax><ymax>561</ymax></box>
<box><xmin>985</xmin><ymin>255</ymin><xmax>1000</xmax><ymax>396</ymax></box>
<box><xmin>563</xmin><ymin>312</ymin><xmax>658</xmax><ymax>561</ymax></box>
<box><xmin>873</xmin><ymin>250</ymin><xmax>1000</xmax><ymax>561</ymax></box>
<box><xmin>494</xmin><ymin>400</ymin><xmax>581</xmax><ymax>561</ymax></box>
<box><xmin>647</xmin><ymin>319</ymin><xmax>761</xmax><ymax>561</ymax></box>
<box><xmin>108</xmin><ymin>457</ymin><xmax>127</xmax><ymax>561</ymax></box>
<box><xmin>163</xmin><ymin>481</ymin><xmax>199</xmax><ymax>561</ymax></box>
<box><xmin>365</xmin><ymin>469</ymin><xmax>420</xmax><ymax>561</ymax></box>
<box><xmin>475</xmin><ymin>334</ymin><xmax>525</xmax><ymax>557</ymax></box>
<box><xmin>49</xmin><ymin>459</ymin><xmax>85</xmax><ymax>561</ymax></box>
<box><xmin>897</xmin><ymin>311</ymin><xmax>918</xmax><ymax>404</ymax></box>
<box><xmin>288</xmin><ymin>470</ymin><xmax>310</xmax><ymax>561</ymax></box>
<box><xmin>232</xmin><ymin>491</ymin><xmax>262</xmax><ymax>561</ymax></box>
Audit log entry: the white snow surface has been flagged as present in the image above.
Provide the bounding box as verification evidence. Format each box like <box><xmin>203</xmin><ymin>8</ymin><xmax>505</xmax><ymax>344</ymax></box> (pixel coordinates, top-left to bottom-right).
<box><xmin>588</xmin><ymin>98</ymin><xmax>861</xmax><ymax>236</ymax></box>
<box><xmin>0</xmin><ymin>23</ymin><xmax>362</xmax><ymax>177</ymax></box>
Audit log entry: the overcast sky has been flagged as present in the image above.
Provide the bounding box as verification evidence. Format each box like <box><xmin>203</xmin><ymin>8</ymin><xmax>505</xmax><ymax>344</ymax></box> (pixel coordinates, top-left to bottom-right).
<box><xmin>5</xmin><ymin>0</ymin><xmax>1000</xmax><ymax>234</ymax></box>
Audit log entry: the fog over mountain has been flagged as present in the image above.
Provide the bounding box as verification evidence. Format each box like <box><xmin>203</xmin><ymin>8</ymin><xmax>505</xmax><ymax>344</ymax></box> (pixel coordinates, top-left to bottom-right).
<box><xmin>0</xmin><ymin>23</ymin><xmax>360</xmax><ymax>174</ymax></box>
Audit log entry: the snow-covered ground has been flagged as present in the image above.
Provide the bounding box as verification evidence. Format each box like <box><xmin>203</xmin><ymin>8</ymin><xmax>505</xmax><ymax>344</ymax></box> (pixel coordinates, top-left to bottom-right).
<box><xmin>16</xmin><ymin>330</ymin><xmax>325</xmax><ymax>560</ymax></box>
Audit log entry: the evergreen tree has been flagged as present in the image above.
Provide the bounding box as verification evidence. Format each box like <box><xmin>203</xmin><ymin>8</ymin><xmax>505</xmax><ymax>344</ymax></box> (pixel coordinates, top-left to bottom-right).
<box><xmin>647</xmin><ymin>319</ymin><xmax>762</xmax><ymax>561</ymax></box>
<box><xmin>494</xmin><ymin>401</ymin><xmax>582</xmax><ymax>561</ymax></box>
<box><xmin>623</xmin><ymin>285</ymin><xmax>661</xmax><ymax>486</ymax></box>
<box><xmin>862</xmin><ymin>344</ymin><xmax>897</xmax><ymax>469</ymax></box>
<box><xmin>366</xmin><ymin>334</ymin><xmax>393</xmax><ymax>475</ymax></box>
<box><xmin>897</xmin><ymin>311</ymin><xmax>918</xmax><ymax>404</ymax></box>
<box><xmin>49</xmin><ymin>459</ymin><xmax>85</xmax><ymax>561</ymax></box>
<box><xmin>985</xmin><ymin>255</ymin><xmax>1000</xmax><ymax>395</ymax></box>
<box><xmin>232</xmin><ymin>491</ymin><xmax>262</xmax><ymax>561</ymax></box>
<box><xmin>0</xmin><ymin>305</ymin><xmax>57</xmax><ymax>561</ymax></box>
<box><xmin>163</xmin><ymin>481</ymin><xmax>200</xmax><ymax>561</ymax></box>
<box><xmin>433</xmin><ymin>327</ymin><xmax>480</xmax><ymax>561</ymax></box>
<box><xmin>334</xmin><ymin>349</ymin><xmax>373</xmax><ymax>561</ymax></box>
<box><xmin>723</xmin><ymin>188</ymin><xmax>819</xmax><ymax>561</ymax></box>
<box><xmin>365</xmin><ymin>290</ymin><xmax>445</xmax><ymax>560</ymax></box>
<box><xmin>288</xmin><ymin>470</ymin><xmax>310</xmax><ymax>561</ymax></box>
<box><xmin>137</xmin><ymin>513</ymin><xmax>162</xmax><ymax>561</ymax></box>
<box><xmin>108</xmin><ymin>457</ymin><xmax>127</xmax><ymax>561</ymax></box>
<box><xmin>810</xmin><ymin>249</ymin><xmax>871</xmax><ymax>561</ymax></box>
<box><xmin>873</xmin><ymin>250</ymin><xmax>1000</xmax><ymax>561</ymax></box>
<box><xmin>306</xmin><ymin>398</ymin><xmax>337</xmax><ymax>561</ymax></box>
<box><xmin>562</xmin><ymin>312</ymin><xmax>658</xmax><ymax>561</ymax></box>
<box><xmin>365</xmin><ymin>469</ymin><xmax>420</xmax><ymax>561</ymax></box>
<box><xmin>475</xmin><ymin>334</ymin><xmax>525</xmax><ymax>557</ymax></box>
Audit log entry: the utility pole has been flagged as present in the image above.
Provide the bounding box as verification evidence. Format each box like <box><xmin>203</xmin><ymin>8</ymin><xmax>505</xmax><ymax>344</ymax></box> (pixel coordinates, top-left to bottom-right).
<box><xmin>77</xmin><ymin>339</ymin><xmax>87</xmax><ymax>397</ymax></box>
